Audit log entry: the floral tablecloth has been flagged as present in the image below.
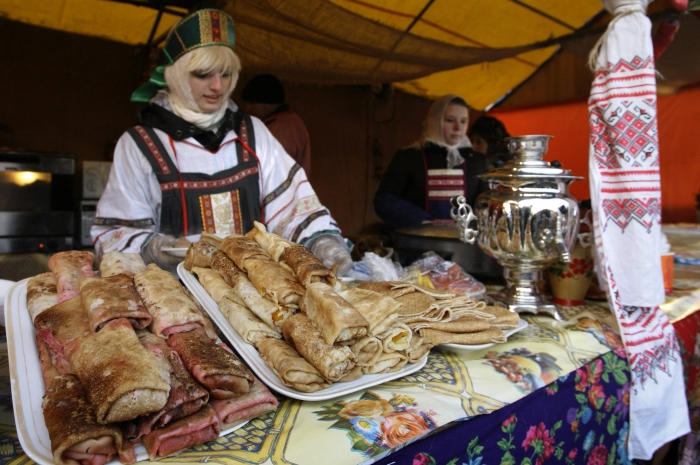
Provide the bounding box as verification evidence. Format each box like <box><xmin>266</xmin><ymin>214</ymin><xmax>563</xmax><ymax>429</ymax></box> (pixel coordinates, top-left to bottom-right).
<box><xmin>0</xmin><ymin>301</ymin><xmax>633</xmax><ymax>465</ymax></box>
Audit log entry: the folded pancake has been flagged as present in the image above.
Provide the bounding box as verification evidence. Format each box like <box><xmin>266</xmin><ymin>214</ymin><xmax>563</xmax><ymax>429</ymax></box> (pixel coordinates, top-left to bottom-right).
<box><xmin>348</xmin><ymin>336</ymin><xmax>383</xmax><ymax>367</ymax></box>
<box><xmin>246</xmin><ymin>221</ymin><xmax>293</xmax><ymax>262</ymax></box>
<box><xmin>357</xmin><ymin>281</ymin><xmax>415</xmax><ymax>299</ymax></box>
<box><xmin>191</xmin><ymin>266</ymin><xmax>232</xmax><ymax>304</ymax></box>
<box><xmin>363</xmin><ymin>352</ymin><xmax>408</xmax><ymax>374</ymax></box>
<box><xmin>301</xmin><ymin>282</ymin><xmax>368</xmax><ymax>345</ymax></box>
<box><xmin>184</xmin><ymin>242</ymin><xmax>219</xmax><ymax>271</ymax></box>
<box><xmin>26</xmin><ymin>272</ymin><xmax>58</xmax><ymax>322</ymax></box>
<box><xmin>48</xmin><ymin>250</ymin><xmax>95</xmax><ymax>303</ymax></box>
<box><xmin>401</xmin><ymin>335</ymin><xmax>434</xmax><ymax>364</ymax></box>
<box><xmin>419</xmin><ymin>327</ymin><xmax>506</xmax><ymax>345</ymax></box>
<box><xmin>408</xmin><ymin>315</ymin><xmax>491</xmax><ymax>333</ymax></box>
<box><xmin>43</xmin><ymin>373</ymin><xmax>125</xmax><ymax>465</ymax></box>
<box><xmin>220</xmin><ymin>235</ymin><xmax>270</xmax><ymax>271</ymax></box>
<box><xmin>80</xmin><ymin>274</ymin><xmax>152</xmax><ymax>332</ymax></box>
<box><xmin>211</xmin><ymin>251</ymin><xmax>283</xmax><ymax>331</ymax></box>
<box><xmin>219</xmin><ymin>296</ymin><xmax>281</xmax><ymax>346</ymax></box>
<box><xmin>209</xmin><ymin>376</ymin><xmax>278</xmax><ymax>429</ymax></box>
<box><xmin>337</xmin><ymin>287</ymin><xmax>400</xmax><ymax>336</ymax></box>
<box><xmin>395</xmin><ymin>292</ymin><xmax>436</xmax><ymax>320</ymax></box>
<box><xmin>99</xmin><ymin>251</ymin><xmax>146</xmax><ymax>278</ymax></box>
<box><xmin>282</xmin><ymin>313</ymin><xmax>356</xmax><ymax>382</ymax></box>
<box><xmin>481</xmin><ymin>305</ymin><xmax>521</xmax><ymax>330</ymax></box>
<box><xmin>257</xmin><ymin>338</ymin><xmax>331</xmax><ymax>392</ymax></box>
<box><xmin>34</xmin><ymin>296</ymin><xmax>91</xmax><ymax>375</ymax></box>
<box><xmin>376</xmin><ymin>322</ymin><xmax>412</xmax><ymax>352</ymax></box>
<box><xmin>134</xmin><ymin>263</ymin><xmax>216</xmax><ymax>339</ymax></box>
<box><xmin>244</xmin><ymin>257</ymin><xmax>305</xmax><ymax>308</ymax></box>
<box><xmin>142</xmin><ymin>404</ymin><xmax>220</xmax><ymax>460</ymax></box>
<box><xmin>282</xmin><ymin>243</ymin><xmax>336</xmax><ymax>287</ymax></box>
<box><xmin>167</xmin><ymin>329</ymin><xmax>254</xmax><ymax>399</ymax></box>
<box><xmin>137</xmin><ymin>332</ymin><xmax>209</xmax><ymax>437</ymax></box>
<box><xmin>199</xmin><ymin>232</ymin><xmax>224</xmax><ymax>247</ymax></box>
<box><xmin>65</xmin><ymin>317</ymin><xmax>171</xmax><ymax>424</ymax></box>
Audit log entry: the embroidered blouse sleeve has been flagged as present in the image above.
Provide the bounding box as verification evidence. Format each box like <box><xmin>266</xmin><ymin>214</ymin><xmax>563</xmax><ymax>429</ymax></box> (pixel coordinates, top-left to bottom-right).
<box><xmin>90</xmin><ymin>131</ymin><xmax>163</xmax><ymax>256</ymax></box>
<box><xmin>252</xmin><ymin>118</ymin><xmax>341</xmax><ymax>245</ymax></box>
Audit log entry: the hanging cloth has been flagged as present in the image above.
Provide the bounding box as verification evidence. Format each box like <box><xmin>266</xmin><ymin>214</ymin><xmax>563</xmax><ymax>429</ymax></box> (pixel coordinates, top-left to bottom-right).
<box><xmin>422</xmin><ymin>144</ymin><xmax>466</xmax><ymax>222</ymax></box>
<box><xmin>587</xmin><ymin>0</ymin><xmax>689</xmax><ymax>459</ymax></box>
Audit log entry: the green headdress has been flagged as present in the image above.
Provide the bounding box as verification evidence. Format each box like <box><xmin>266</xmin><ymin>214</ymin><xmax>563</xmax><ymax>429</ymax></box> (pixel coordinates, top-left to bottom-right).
<box><xmin>131</xmin><ymin>9</ymin><xmax>236</xmax><ymax>103</ymax></box>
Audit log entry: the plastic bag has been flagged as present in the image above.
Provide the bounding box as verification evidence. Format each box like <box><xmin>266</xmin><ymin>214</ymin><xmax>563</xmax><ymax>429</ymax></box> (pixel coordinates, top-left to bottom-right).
<box><xmin>404</xmin><ymin>252</ymin><xmax>486</xmax><ymax>299</ymax></box>
<box><xmin>360</xmin><ymin>252</ymin><xmax>404</xmax><ymax>282</ymax></box>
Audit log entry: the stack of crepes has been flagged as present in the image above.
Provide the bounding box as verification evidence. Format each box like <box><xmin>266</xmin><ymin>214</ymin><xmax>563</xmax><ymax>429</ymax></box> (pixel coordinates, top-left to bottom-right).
<box><xmin>184</xmin><ymin>222</ymin><xmax>426</xmax><ymax>393</ymax></box>
<box><xmin>357</xmin><ymin>282</ymin><xmax>521</xmax><ymax>346</ymax></box>
<box><xmin>27</xmin><ymin>250</ymin><xmax>277</xmax><ymax>465</ymax></box>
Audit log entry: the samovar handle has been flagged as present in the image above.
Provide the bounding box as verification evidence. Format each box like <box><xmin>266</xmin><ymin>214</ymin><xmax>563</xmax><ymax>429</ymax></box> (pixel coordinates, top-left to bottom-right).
<box><xmin>450</xmin><ymin>196</ymin><xmax>479</xmax><ymax>245</ymax></box>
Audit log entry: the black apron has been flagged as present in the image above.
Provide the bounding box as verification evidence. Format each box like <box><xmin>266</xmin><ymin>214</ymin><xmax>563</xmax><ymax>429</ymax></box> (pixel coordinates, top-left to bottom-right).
<box><xmin>127</xmin><ymin>111</ymin><xmax>261</xmax><ymax>237</ymax></box>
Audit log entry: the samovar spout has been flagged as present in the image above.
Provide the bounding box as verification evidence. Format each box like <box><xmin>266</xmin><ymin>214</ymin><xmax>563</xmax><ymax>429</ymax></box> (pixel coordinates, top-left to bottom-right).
<box><xmin>553</xmin><ymin>215</ymin><xmax>571</xmax><ymax>263</ymax></box>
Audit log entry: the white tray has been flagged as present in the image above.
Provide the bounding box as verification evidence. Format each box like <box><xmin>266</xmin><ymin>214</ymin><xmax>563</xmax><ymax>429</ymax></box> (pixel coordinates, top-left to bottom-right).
<box><xmin>5</xmin><ymin>278</ymin><xmax>246</xmax><ymax>465</ymax></box>
<box><xmin>438</xmin><ymin>318</ymin><xmax>529</xmax><ymax>355</ymax></box>
<box><xmin>178</xmin><ymin>263</ymin><xmax>428</xmax><ymax>401</ymax></box>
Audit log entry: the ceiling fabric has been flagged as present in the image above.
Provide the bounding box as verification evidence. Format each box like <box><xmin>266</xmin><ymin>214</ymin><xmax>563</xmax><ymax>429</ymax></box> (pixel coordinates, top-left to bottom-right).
<box><xmin>1</xmin><ymin>0</ymin><xmax>604</xmax><ymax>110</ymax></box>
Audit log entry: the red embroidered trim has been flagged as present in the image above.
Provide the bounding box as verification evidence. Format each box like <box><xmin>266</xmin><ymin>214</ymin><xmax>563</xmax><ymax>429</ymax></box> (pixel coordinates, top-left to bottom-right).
<box><xmin>160</xmin><ymin>167</ymin><xmax>258</xmax><ymax>191</ymax></box>
<box><xmin>200</xmin><ymin>195</ymin><xmax>216</xmax><ymax>233</ymax></box>
<box><xmin>135</xmin><ymin>126</ymin><xmax>170</xmax><ymax>174</ymax></box>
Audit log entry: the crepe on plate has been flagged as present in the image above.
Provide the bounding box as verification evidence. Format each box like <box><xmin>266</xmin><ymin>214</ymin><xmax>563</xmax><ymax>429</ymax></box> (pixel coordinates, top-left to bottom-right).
<box><xmin>99</xmin><ymin>251</ymin><xmax>146</xmax><ymax>278</ymax></box>
<box><xmin>300</xmin><ymin>282</ymin><xmax>369</xmax><ymax>345</ymax></box>
<box><xmin>80</xmin><ymin>274</ymin><xmax>152</xmax><ymax>332</ymax></box>
<box><xmin>257</xmin><ymin>337</ymin><xmax>332</xmax><ymax>392</ymax></box>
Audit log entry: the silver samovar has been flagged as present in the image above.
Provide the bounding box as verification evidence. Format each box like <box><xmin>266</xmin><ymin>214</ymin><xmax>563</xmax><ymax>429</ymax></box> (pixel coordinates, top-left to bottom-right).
<box><xmin>451</xmin><ymin>135</ymin><xmax>582</xmax><ymax>320</ymax></box>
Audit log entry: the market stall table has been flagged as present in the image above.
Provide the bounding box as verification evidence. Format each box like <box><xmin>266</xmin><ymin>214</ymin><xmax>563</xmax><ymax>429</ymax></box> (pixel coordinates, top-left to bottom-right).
<box><xmin>0</xmin><ymin>299</ymin><xmax>636</xmax><ymax>465</ymax></box>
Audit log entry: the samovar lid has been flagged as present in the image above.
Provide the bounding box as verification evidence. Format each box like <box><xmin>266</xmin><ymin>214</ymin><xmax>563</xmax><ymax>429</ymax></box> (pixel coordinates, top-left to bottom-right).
<box><xmin>478</xmin><ymin>135</ymin><xmax>583</xmax><ymax>181</ymax></box>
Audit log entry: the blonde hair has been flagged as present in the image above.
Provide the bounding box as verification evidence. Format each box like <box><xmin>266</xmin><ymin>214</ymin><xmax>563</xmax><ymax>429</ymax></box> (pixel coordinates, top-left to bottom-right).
<box><xmin>186</xmin><ymin>46</ymin><xmax>241</xmax><ymax>97</ymax></box>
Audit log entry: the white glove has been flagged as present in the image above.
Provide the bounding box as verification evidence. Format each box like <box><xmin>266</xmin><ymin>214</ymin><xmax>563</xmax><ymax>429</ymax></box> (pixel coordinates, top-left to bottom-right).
<box><xmin>310</xmin><ymin>234</ymin><xmax>354</xmax><ymax>277</ymax></box>
<box><xmin>141</xmin><ymin>234</ymin><xmax>182</xmax><ymax>273</ymax></box>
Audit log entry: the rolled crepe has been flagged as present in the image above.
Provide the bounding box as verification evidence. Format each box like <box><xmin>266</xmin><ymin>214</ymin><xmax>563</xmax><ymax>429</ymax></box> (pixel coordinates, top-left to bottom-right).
<box><xmin>199</xmin><ymin>232</ymin><xmax>224</xmax><ymax>247</ymax></box>
<box><xmin>282</xmin><ymin>243</ymin><xmax>336</xmax><ymax>287</ymax></box>
<box><xmin>246</xmin><ymin>221</ymin><xmax>293</xmax><ymax>262</ymax></box>
<box><xmin>80</xmin><ymin>274</ymin><xmax>152</xmax><ymax>332</ymax></box>
<box><xmin>99</xmin><ymin>251</ymin><xmax>146</xmax><ymax>278</ymax></box>
<box><xmin>419</xmin><ymin>327</ymin><xmax>506</xmax><ymax>345</ymax></box>
<box><xmin>192</xmin><ymin>266</ymin><xmax>232</xmax><ymax>304</ymax></box>
<box><xmin>184</xmin><ymin>242</ymin><xmax>219</xmax><ymax>271</ymax></box>
<box><xmin>43</xmin><ymin>374</ymin><xmax>125</xmax><ymax>465</ymax></box>
<box><xmin>219</xmin><ymin>296</ymin><xmax>281</xmax><ymax>346</ymax></box>
<box><xmin>37</xmin><ymin>334</ymin><xmax>60</xmax><ymax>388</ymax></box>
<box><xmin>134</xmin><ymin>263</ymin><xmax>216</xmax><ymax>339</ymax></box>
<box><xmin>408</xmin><ymin>315</ymin><xmax>491</xmax><ymax>333</ymax></box>
<box><xmin>376</xmin><ymin>322</ymin><xmax>412</xmax><ymax>353</ymax></box>
<box><xmin>209</xmin><ymin>376</ymin><xmax>278</xmax><ymax>429</ymax></box>
<box><xmin>65</xmin><ymin>318</ymin><xmax>171</xmax><ymax>424</ymax></box>
<box><xmin>220</xmin><ymin>235</ymin><xmax>270</xmax><ymax>271</ymax></box>
<box><xmin>300</xmin><ymin>282</ymin><xmax>369</xmax><ymax>345</ymax></box>
<box><xmin>257</xmin><ymin>338</ymin><xmax>331</xmax><ymax>392</ymax></box>
<box><xmin>338</xmin><ymin>287</ymin><xmax>400</xmax><ymax>336</ymax></box>
<box><xmin>349</xmin><ymin>336</ymin><xmax>383</xmax><ymax>367</ymax></box>
<box><xmin>244</xmin><ymin>258</ymin><xmax>305</xmax><ymax>307</ymax></box>
<box><xmin>26</xmin><ymin>272</ymin><xmax>58</xmax><ymax>322</ymax></box>
<box><xmin>282</xmin><ymin>313</ymin><xmax>356</xmax><ymax>382</ymax></box>
<box><xmin>211</xmin><ymin>251</ymin><xmax>283</xmax><ymax>331</ymax></box>
<box><xmin>167</xmin><ymin>329</ymin><xmax>254</xmax><ymax>399</ymax></box>
<box><xmin>363</xmin><ymin>352</ymin><xmax>408</xmax><ymax>374</ymax></box>
<box><xmin>402</xmin><ymin>335</ymin><xmax>434</xmax><ymax>364</ymax></box>
<box><xmin>337</xmin><ymin>366</ymin><xmax>364</xmax><ymax>382</ymax></box>
<box><xmin>47</xmin><ymin>250</ymin><xmax>95</xmax><ymax>303</ymax></box>
<box><xmin>142</xmin><ymin>404</ymin><xmax>220</xmax><ymax>461</ymax></box>
<box><xmin>34</xmin><ymin>296</ymin><xmax>91</xmax><ymax>375</ymax></box>
<box><xmin>137</xmin><ymin>332</ymin><xmax>209</xmax><ymax>437</ymax></box>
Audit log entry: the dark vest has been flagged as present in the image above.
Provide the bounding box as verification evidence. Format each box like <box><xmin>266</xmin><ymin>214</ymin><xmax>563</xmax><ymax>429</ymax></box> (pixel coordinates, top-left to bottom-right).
<box><xmin>127</xmin><ymin>111</ymin><xmax>261</xmax><ymax>237</ymax></box>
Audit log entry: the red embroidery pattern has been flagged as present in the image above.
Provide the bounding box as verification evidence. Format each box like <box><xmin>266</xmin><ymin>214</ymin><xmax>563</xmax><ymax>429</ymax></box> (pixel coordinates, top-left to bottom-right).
<box><xmin>209</xmin><ymin>11</ymin><xmax>222</xmax><ymax>42</ymax></box>
<box><xmin>161</xmin><ymin>167</ymin><xmax>258</xmax><ymax>191</ymax></box>
<box><xmin>240</xmin><ymin>119</ymin><xmax>250</xmax><ymax>162</ymax></box>
<box><xmin>200</xmin><ymin>195</ymin><xmax>215</xmax><ymax>233</ymax></box>
<box><xmin>134</xmin><ymin>126</ymin><xmax>170</xmax><ymax>175</ymax></box>
<box><xmin>230</xmin><ymin>190</ymin><xmax>243</xmax><ymax>235</ymax></box>
<box><xmin>601</xmin><ymin>198</ymin><xmax>661</xmax><ymax>232</ymax></box>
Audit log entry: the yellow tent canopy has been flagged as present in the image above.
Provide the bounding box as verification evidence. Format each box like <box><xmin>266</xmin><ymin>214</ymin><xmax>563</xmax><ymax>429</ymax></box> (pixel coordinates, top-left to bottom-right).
<box><xmin>1</xmin><ymin>0</ymin><xmax>604</xmax><ymax>110</ymax></box>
